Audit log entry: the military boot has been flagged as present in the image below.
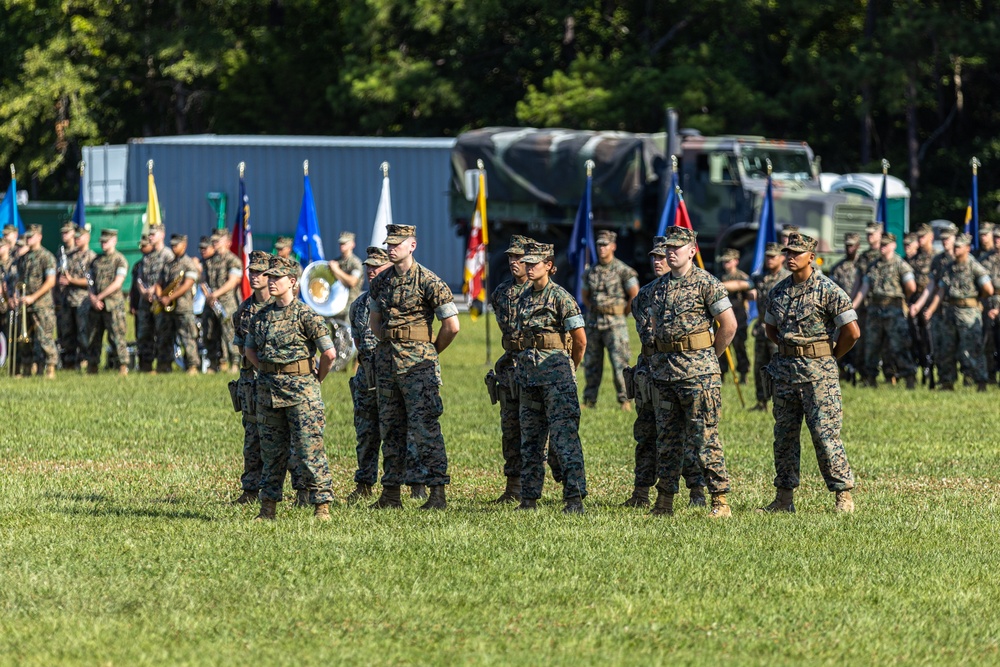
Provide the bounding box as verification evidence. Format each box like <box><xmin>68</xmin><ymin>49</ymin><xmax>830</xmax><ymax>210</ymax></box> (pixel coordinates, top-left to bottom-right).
<box><xmin>410</xmin><ymin>484</ymin><xmax>428</xmax><ymax>500</ymax></box>
<box><xmin>709</xmin><ymin>493</ymin><xmax>732</xmax><ymax>518</ymax></box>
<box><xmin>835</xmin><ymin>491</ymin><xmax>855</xmax><ymax>513</ymax></box>
<box><xmin>622</xmin><ymin>486</ymin><xmax>650</xmax><ymax>508</ymax></box>
<box><xmin>491</xmin><ymin>476</ymin><xmax>522</xmax><ymax>504</ymax></box>
<box><xmin>86</xmin><ymin>364</ymin><xmax>99</xmax><ymax>376</ymax></box>
<box><xmin>905</xmin><ymin>375</ymin><xmax>916</xmax><ymax>390</ymax></box>
<box><xmin>291</xmin><ymin>489</ymin><xmax>310</xmax><ymax>508</ymax></box>
<box><xmin>649</xmin><ymin>490</ymin><xmax>674</xmax><ymax>516</ymax></box>
<box><xmin>119</xmin><ymin>364</ymin><xmax>129</xmax><ymax>376</ymax></box>
<box><xmin>369</xmin><ymin>485</ymin><xmax>403</xmax><ymax>509</ymax></box>
<box><xmin>563</xmin><ymin>497</ymin><xmax>585</xmax><ymax>514</ymax></box>
<box><xmin>515</xmin><ymin>498</ymin><xmax>537</xmax><ymax>511</ymax></box>
<box><xmin>758</xmin><ymin>488</ymin><xmax>795</xmax><ymax>513</ymax></box>
<box><xmin>750</xmin><ymin>401</ymin><xmax>767</xmax><ymax>412</ymax></box>
<box><xmin>138</xmin><ymin>360</ymin><xmax>153</xmax><ymax>373</ymax></box>
<box><xmin>234</xmin><ymin>490</ymin><xmax>258</xmax><ymax>505</ymax></box>
<box><xmin>939</xmin><ymin>382</ymin><xmax>955</xmax><ymax>391</ymax></box>
<box><xmin>688</xmin><ymin>486</ymin><xmax>707</xmax><ymax>507</ymax></box>
<box><xmin>620</xmin><ymin>400</ymin><xmax>632</xmax><ymax>412</ymax></box>
<box><xmin>78</xmin><ymin>359</ymin><xmax>88</xmax><ymax>373</ymax></box>
<box><xmin>419</xmin><ymin>485</ymin><xmax>447</xmax><ymax>510</ymax></box>
<box><xmin>255</xmin><ymin>499</ymin><xmax>277</xmax><ymax>521</ymax></box>
<box><xmin>186</xmin><ymin>367</ymin><xmax>199</xmax><ymax>376</ymax></box>
<box><xmin>346</xmin><ymin>483</ymin><xmax>374</xmax><ymax>505</ymax></box>
<box><xmin>314</xmin><ymin>503</ymin><xmax>331</xmax><ymax>521</ymax></box>
<box><xmin>977</xmin><ymin>381</ymin><xmax>988</xmax><ymax>393</ymax></box>
<box><xmin>45</xmin><ymin>364</ymin><xmax>57</xmax><ymax>379</ymax></box>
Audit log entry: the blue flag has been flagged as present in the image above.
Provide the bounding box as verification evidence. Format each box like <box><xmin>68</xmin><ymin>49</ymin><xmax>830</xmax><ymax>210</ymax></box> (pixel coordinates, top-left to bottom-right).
<box><xmin>748</xmin><ymin>174</ymin><xmax>777</xmax><ymax>322</ymax></box>
<box><xmin>72</xmin><ymin>176</ymin><xmax>86</xmax><ymax>228</ymax></box>
<box><xmin>293</xmin><ymin>172</ymin><xmax>325</xmax><ymax>265</ymax></box>
<box><xmin>876</xmin><ymin>170</ymin><xmax>889</xmax><ymax>232</ymax></box>
<box><xmin>655</xmin><ymin>170</ymin><xmax>680</xmax><ymax>237</ymax></box>
<box><xmin>966</xmin><ymin>169</ymin><xmax>979</xmax><ymax>251</ymax></box>
<box><xmin>0</xmin><ymin>176</ymin><xmax>23</xmax><ymax>234</ymax></box>
<box><xmin>567</xmin><ymin>173</ymin><xmax>596</xmax><ymax>309</ymax></box>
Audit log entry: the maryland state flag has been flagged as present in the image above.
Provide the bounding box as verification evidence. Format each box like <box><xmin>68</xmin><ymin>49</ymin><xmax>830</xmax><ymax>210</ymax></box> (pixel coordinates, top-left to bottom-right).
<box><xmin>229</xmin><ymin>165</ymin><xmax>253</xmax><ymax>300</ymax></box>
<box><xmin>146</xmin><ymin>161</ymin><xmax>162</xmax><ymax>228</ymax></box>
<box><xmin>462</xmin><ymin>170</ymin><xmax>489</xmax><ymax>320</ymax></box>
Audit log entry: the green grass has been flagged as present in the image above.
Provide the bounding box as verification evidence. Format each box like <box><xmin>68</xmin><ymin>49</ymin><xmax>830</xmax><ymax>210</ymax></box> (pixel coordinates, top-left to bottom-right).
<box><xmin>2</xmin><ymin>313</ymin><xmax>1000</xmax><ymax>665</ymax></box>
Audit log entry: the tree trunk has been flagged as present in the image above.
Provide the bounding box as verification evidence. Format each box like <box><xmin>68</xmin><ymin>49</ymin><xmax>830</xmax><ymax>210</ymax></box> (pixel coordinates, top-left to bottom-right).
<box><xmin>859</xmin><ymin>0</ymin><xmax>878</xmax><ymax>165</ymax></box>
<box><xmin>906</xmin><ymin>69</ymin><xmax>920</xmax><ymax>193</ymax></box>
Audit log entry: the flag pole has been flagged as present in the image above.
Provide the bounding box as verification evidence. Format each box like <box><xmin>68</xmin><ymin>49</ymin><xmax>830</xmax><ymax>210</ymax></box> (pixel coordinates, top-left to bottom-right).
<box><xmin>478</xmin><ymin>159</ymin><xmax>491</xmax><ymax>364</ymax></box>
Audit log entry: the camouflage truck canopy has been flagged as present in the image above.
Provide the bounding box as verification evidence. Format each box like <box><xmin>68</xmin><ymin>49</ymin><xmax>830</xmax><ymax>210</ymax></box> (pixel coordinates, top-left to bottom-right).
<box><xmin>452</xmin><ymin>127</ymin><xmax>660</xmax><ymax>209</ymax></box>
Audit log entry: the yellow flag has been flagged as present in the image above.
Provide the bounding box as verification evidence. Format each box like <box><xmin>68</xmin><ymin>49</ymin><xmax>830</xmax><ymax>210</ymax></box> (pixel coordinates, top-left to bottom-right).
<box><xmin>147</xmin><ymin>172</ymin><xmax>162</xmax><ymax>228</ymax></box>
<box><xmin>477</xmin><ymin>171</ymin><xmax>488</xmax><ymax>246</ymax></box>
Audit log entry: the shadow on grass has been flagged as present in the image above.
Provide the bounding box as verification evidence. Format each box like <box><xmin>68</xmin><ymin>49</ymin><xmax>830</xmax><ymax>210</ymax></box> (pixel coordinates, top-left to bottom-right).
<box><xmin>60</xmin><ymin>505</ymin><xmax>216</xmax><ymax>522</ymax></box>
<box><xmin>48</xmin><ymin>492</ymin><xmax>110</xmax><ymax>502</ymax></box>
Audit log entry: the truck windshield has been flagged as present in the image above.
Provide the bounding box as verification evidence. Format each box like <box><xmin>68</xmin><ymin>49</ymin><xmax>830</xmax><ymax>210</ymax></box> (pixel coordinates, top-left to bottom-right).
<box><xmin>741</xmin><ymin>148</ymin><xmax>813</xmax><ymax>182</ymax></box>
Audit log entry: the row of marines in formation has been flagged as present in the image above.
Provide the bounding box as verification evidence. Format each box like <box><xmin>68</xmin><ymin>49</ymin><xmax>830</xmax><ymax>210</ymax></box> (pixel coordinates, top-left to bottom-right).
<box><xmin>228</xmin><ymin>222</ymin><xmax>862</xmax><ymax>519</ymax></box>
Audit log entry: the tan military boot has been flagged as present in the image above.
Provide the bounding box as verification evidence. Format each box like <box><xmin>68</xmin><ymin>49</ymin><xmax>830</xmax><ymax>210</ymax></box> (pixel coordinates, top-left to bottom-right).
<box><xmin>419</xmin><ymin>485</ymin><xmax>447</xmax><ymax>510</ymax></box>
<box><xmin>45</xmin><ymin>364</ymin><xmax>57</xmax><ymax>379</ymax></box>
<box><xmin>346</xmin><ymin>483</ymin><xmax>374</xmax><ymax>505</ymax></box>
<box><xmin>491</xmin><ymin>476</ymin><xmax>522</xmax><ymax>504</ymax></box>
<box><xmin>234</xmin><ymin>490</ymin><xmax>259</xmax><ymax>505</ymax></box>
<box><xmin>622</xmin><ymin>485</ymin><xmax>650</xmax><ymax>508</ymax></box>
<box><xmin>369</xmin><ymin>485</ymin><xmax>403</xmax><ymax>509</ymax></box>
<box><xmin>314</xmin><ymin>502</ymin><xmax>331</xmax><ymax>521</ymax></box>
<box><xmin>835</xmin><ymin>491</ymin><xmax>855</xmax><ymax>513</ymax></box>
<box><xmin>78</xmin><ymin>360</ymin><xmax>88</xmax><ymax>373</ymax></box>
<box><xmin>620</xmin><ymin>400</ymin><xmax>632</xmax><ymax>412</ymax></box>
<box><xmin>186</xmin><ymin>367</ymin><xmax>199</xmax><ymax>376</ymax></box>
<box><xmin>255</xmin><ymin>499</ymin><xmax>277</xmax><ymax>521</ymax></box>
<box><xmin>649</xmin><ymin>490</ymin><xmax>674</xmax><ymax>516</ymax></box>
<box><xmin>758</xmin><ymin>488</ymin><xmax>795</xmax><ymax>513</ymax></box>
<box><xmin>119</xmin><ymin>364</ymin><xmax>129</xmax><ymax>376</ymax></box>
<box><xmin>688</xmin><ymin>486</ymin><xmax>707</xmax><ymax>507</ymax></box>
<box><xmin>709</xmin><ymin>493</ymin><xmax>732</xmax><ymax>518</ymax></box>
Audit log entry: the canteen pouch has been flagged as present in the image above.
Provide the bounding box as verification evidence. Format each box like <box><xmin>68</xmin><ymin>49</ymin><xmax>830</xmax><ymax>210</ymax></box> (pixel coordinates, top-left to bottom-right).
<box><xmin>485</xmin><ymin>369</ymin><xmax>499</xmax><ymax>405</ymax></box>
<box><xmin>623</xmin><ymin>365</ymin><xmax>636</xmax><ymax>400</ymax></box>
<box><xmin>228</xmin><ymin>379</ymin><xmax>242</xmax><ymax>413</ymax></box>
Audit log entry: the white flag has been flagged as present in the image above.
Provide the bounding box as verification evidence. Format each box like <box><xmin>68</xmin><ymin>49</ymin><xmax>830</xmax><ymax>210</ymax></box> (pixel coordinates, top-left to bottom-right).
<box><xmin>370</xmin><ymin>174</ymin><xmax>392</xmax><ymax>247</ymax></box>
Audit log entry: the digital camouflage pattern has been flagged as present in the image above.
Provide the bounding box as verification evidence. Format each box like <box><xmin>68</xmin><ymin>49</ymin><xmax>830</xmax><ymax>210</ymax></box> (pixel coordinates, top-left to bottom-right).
<box><xmin>60</xmin><ymin>245</ymin><xmax>96</xmax><ymax>366</ymax></box>
<box><xmin>910</xmin><ymin>247</ymin><xmax>934</xmax><ymax>294</ymax></box>
<box><xmin>337</xmin><ymin>252</ymin><xmax>364</xmax><ymax>311</ymax></box>
<box><xmin>513</xmin><ymin>280</ymin><xmax>584</xmax><ymax>387</ymax></box>
<box><xmin>245</xmin><ymin>298</ymin><xmax>332</xmax><ymax>504</ymax></box>
<box><xmin>87</xmin><ymin>250</ymin><xmax>129</xmax><ymax>367</ymax></box>
<box><xmin>16</xmin><ymin>246</ymin><xmax>58</xmax><ymax>367</ymax></box>
<box><xmin>720</xmin><ymin>267</ymin><xmax>751</xmax><ymax>374</ymax></box>
<box><xmin>64</xmin><ymin>245</ymin><xmax>96</xmax><ymax>307</ymax></box>
<box><xmin>651</xmin><ymin>374</ymin><xmax>727</xmax><ymax>494</ymax></box>
<box><xmin>135</xmin><ymin>246</ymin><xmax>173</xmax><ymax>366</ymax></box>
<box><xmin>370</xmin><ymin>262</ymin><xmax>457</xmax><ymax>488</ymax></box>
<box><xmin>491</xmin><ymin>276</ymin><xmax>531</xmax><ymax>478</ymax></box>
<box><xmin>581</xmin><ymin>255</ymin><xmax>639</xmax><ymax>403</ymax></box>
<box><xmin>856</xmin><ymin>246</ymin><xmax>882</xmax><ymax>276</ymax></box>
<box><xmin>157</xmin><ymin>253</ymin><xmax>200</xmax><ymax>314</ymax></box>
<box><xmin>582</xmin><ymin>326</ymin><xmax>632</xmax><ymax>404</ymax></box>
<box><xmin>828</xmin><ymin>255</ymin><xmax>858</xmax><ymax>293</ymax></box>
<box><xmin>752</xmin><ymin>267</ymin><xmax>790</xmax><ymax>401</ymax></box>
<box><xmin>862</xmin><ymin>254</ymin><xmax>917</xmax><ymax>379</ymax></box>
<box><xmin>202</xmin><ymin>250</ymin><xmax>242</xmax><ymax>368</ymax></box>
<box><xmin>934</xmin><ymin>256</ymin><xmax>991</xmax><ymax>384</ymax></box>
<box><xmin>349</xmin><ymin>291</ymin><xmax>382</xmax><ymax>485</ymax></box>
<box><xmin>156</xmin><ymin>253</ymin><xmax>201</xmax><ymax>370</ymax></box>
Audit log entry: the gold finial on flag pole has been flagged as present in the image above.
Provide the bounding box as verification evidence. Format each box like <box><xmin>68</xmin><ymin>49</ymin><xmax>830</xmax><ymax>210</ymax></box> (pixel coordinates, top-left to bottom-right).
<box><xmin>585</xmin><ymin>159</ymin><xmax>595</xmax><ymax>177</ymax></box>
<box><xmin>79</xmin><ymin>161</ymin><xmax>85</xmax><ymax>176</ymax></box>
<box><xmin>882</xmin><ymin>158</ymin><xmax>890</xmax><ymax>175</ymax></box>
<box><xmin>477</xmin><ymin>159</ymin><xmax>484</xmax><ymax>171</ymax></box>
<box><xmin>239</xmin><ymin>162</ymin><xmax>245</xmax><ymax>179</ymax></box>
<box><xmin>147</xmin><ymin>160</ymin><xmax>153</xmax><ymax>174</ymax></box>
<box><xmin>10</xmin><ymin>164</ymin><xmax>15</xmax><ymax>179</ymax></box>
<box><xmin>303</xmin><ymin>160</ymin><xmax>309</xmax><ymax>176</ymax></box>
<box><xmin>670</xmin><ymin>155</ymin><xmax>678</xmax><ymax>172</ymax></box>
<box><xmin>766</xmin><ymin>158</ymin><xmax>773</xmax><ymax>177</ymax></box>
<box><xmin>971</xmin><ymin>156</ymin><xmax>980</xmax><ymax>175</ymax></box>
<box><xmin>380</xmin><ymin>161</ymin><xmax>389</xmax><ymax>178</ymax></box>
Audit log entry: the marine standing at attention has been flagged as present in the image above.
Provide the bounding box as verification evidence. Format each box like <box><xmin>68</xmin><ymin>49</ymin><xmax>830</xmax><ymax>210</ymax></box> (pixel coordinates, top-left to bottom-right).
<box><xmin>13</xmin><ymin>224</ymin><xmax>58</xmax><ymax>378</ymax></box>
<box><xmin>750</xmin><ymin>243</ymin><xmax>790</xmax><ymax>410</ymax></box>
<box><xmin>86</xmin><ymin>229</ymin><xmax>130</xmax><ymax>375</ymax></box>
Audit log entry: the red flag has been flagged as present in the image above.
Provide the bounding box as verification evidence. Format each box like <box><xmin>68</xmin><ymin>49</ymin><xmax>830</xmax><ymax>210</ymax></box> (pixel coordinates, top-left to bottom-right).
<box><xmin>229</xmin><ymin>175</ymin><xmax>252</xmax><ymax>300</ymax></box>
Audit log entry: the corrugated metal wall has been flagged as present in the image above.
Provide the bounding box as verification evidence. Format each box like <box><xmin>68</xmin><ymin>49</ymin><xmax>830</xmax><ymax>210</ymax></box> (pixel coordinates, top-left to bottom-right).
<box><xmin>125</xmin><ymin>136</ymin><xmax>464</xmax><ymax>288</ymax></box>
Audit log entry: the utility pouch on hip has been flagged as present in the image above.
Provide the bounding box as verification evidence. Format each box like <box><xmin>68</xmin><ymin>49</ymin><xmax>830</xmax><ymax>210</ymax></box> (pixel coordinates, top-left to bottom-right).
<box><xmin>363</xmin><ymin>362</ymin><xmax>377</xmax><ymax>391</ymax></box>
<box><xmin>623</xmin><ymin>365</ymin><xmax>636</xmax><ymax>400</ymax></box>
<box><xmin>762</xmin><ymin>371</ymin><xmax>773</xmax><ymax>400</ymax></box>
<box><xmin>485</xmin><ymin>369</ymin><xmax>499</xmax><ymax>405</ymax></box>
<box><xmin>227</xmin><ymin>379</ymin><xmax>242</xmax><ymax>413</ymax></box>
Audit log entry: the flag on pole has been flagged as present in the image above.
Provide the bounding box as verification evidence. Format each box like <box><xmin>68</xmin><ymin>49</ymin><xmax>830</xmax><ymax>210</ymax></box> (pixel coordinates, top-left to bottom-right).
<box><xmin>876</xmin><ymin>160</ymin><xmax>889</xmax><ymax>232</ymax></box>
<box><xmin>966</xmin><ymin>158</ymin><xmax>980</xmax><ymax>251</ymax></box>
<box><xmin>72</xmin><ymin>169</ymin><xmax>86</xmax><ymax>229</ymax></box>
<box><xmin>229</xmin><ymin>163</ymin><xmax>252</xmax><ymax>300</ymax></box>
<box><xmin>293</xmin><ymin>162</ymin><xmax>325</xmax><ymax>265</ymax></box>
<box><xmin>370</xmin><ymin>162</ymin><xmax>392</xmax><ymax>247</ymax></box>
<box><xmin>567</xmin><ymin>164</ymin><xmax>597</xmax><ymax>309</ymax></box>
<box><xmin>0</xmin><ymin>167</ymin><xmax>24</xmax><ymax>234</ymax></box>
<box><xmin>748</xmin><ymin>170</ymin><xmax>777</xmax><ymax>322</ymax></box>
<box><xmin>146</xmin><ymin>162</ymin><xmax>162</xmax><ymax>228</ymax></box>
<box><xmin>462</xmin><ymin>169</ymin><xmax>489</xmax><ymax>320</ymax></box>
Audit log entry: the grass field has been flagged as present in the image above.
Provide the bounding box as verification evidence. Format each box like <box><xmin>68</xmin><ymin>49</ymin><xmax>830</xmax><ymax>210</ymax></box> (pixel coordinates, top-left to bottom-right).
<box><xmin>2</xmin><ymin>313</ymin><xmax>1000</xmax><ymax>665</ymax></box>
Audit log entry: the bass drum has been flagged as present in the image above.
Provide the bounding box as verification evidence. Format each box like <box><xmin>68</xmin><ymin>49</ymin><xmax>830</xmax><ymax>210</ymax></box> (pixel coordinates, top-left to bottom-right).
<box><xmin>192</xmin><ymin>285</ymin><xmax>206</xmax><ymax>316</ymax></box>
<box><xmin>327</xmin><ymin>318</ymin><xmax>357</xmax><ymax>373</ymax></box>
<box><xmin>0</xmin><ymin>331</ymin><xmax>6</xmax><ymax>369</ymax></box>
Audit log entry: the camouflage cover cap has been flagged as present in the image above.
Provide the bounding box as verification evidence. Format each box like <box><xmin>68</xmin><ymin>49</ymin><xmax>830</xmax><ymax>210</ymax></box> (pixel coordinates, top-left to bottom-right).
<box><xmin>865</xmin><ymin>222</ymin><xmax>883</xmax><ymax>233</ymax></box>
<box><xmin>914</xmin><ymin>223</ymin><xmax>933</xmax><ymax>236</ymax></box>
<box><xmin>139</xmin><ymin>234</ymin><xmax>151</xmax><ymax>248</ymax></box>
<box><xmin>198</xmin><ymin>236</ymin><xmax>212</xmax><ymax>249</ymax></box>
<box><xmin>148</xmin><ymin>223</ymin><xmax>165</xmax><ymax>232</ymax></box>
<box><xmin>994</xmin><ymin>226</ymin><xmax>1000</xmax><ymax>237</ymax></box>
<box><xmin>273</xmin><ymin>236</ymin><xmax>293</xmax><ymax>250</ymax></box>
<box><xmin>100</xmin><ymin>228</ymin><xmax>118</xmax><ymax>240</ymax></box>
<box><xmin>782</xmin><ymin>224</ymin><xmax>800</xmax><ymax>233</ymax></box>
<box><xmin>263</xmin><ymin>255</ymin><xmax>302</xmax><ymax>278</ymax></box>
<box><xmin>74</xmin><ymin>223</ymin><xmax>91</xmax><ymax>238</ymax></box>
<box><xmin>596</xmin><ymin>230</ymin><xmax>617</xmax><ymax>246</ymax></box>
<box><xmin>24</xmin><ymin>223</ymin><xmax>42</xmax><ymax>237</ymax></box>
<box><xmin>2</xmin><ymin>223</ymin><xmax>17</xmax><ymax>234</ymax></box>
<box><xmin>765</xmin><ymin>242</ymin><xmax>783</xmax><ymax>256</ymax></box>
<box><xmin>880</xmin><ymin>232</ymin><xmax>897</xmax><ymax>245</ymax></box>
<box><xmin>338</xmin><ymin>231</ymin><xmax>356</xmax><ymax>243</ymax></box>
<box><xmin>954</xmin><ymin>232</ymin><xmax>973</xmax><ymax>247</ymax></box>
<box><xmin>844</xmin><ymin>232</ymin><xmax>861</xmax><ymax>245</ymax></box>
<box><xmin>903</xmin><ymin>233</ymin><xmax>917</xmax><ymax>244</ymax></box>
<box><xmin>939</xmin><ymin>226</ymin><xmax>957</xmax><ymax>239</ymax></box>
<box><xmin>169</xmin><ymin>233</ymin><xmax>187</xmax><ymax>246</ymax></box>
<box><xmin>385</xmin><ymin>224</ymin><xmax>416</xmax><ymax>244</ymax></box>
<box><xmin>248</xmin><ymin>250</ymin><xmax>271</xmax><ymax>272</ymax></box>
<box><xmin>648</xmin><ymin>236</ymin><xmax>668</xmax><ymax>257</ymax></box>
<box><xmin>505</xmin><ymin>235</ymin><xmax>532</xmax><ymax>255</ymax></box>
<box><xmin>520</xmin><ymin>242</ymin><xmax>554</xmax><ymax>264</ymax></box>
<box><xmin>61</xmin><ymin>222</ymin><xmax>76</xmax><ymax>233</ymax></box>
<box><xmin>719</xmin><ymin>247</ymin><xmax>740</xmax><ymax>262</ymax></box>
<box><xmin>363</xmin><ymin>246</ymin><xmax>390</xmax><ymax>267</ymax></box>
<box><xmin>662</xmin><ymin>226</ymin><xmax>697</xmax><ymax>247</ymax></box>
<box><xmin>979</xmin><ymin>221</ymin><xmax>995</xmax><ymax>234</ymax></box>
<box><xmin>783</xmin><ymin>232</ymin><xmax>817</xmax><ymax>253</ymax></box>
<box><xmin>210</xmin><ymin>229</ymin><xmax>226</xmax><ymax>241</ymax></box>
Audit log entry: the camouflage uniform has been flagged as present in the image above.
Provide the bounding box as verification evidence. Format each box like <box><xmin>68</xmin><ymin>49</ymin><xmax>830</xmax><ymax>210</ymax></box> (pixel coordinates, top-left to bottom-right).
<box><xmin>631</xmin><ymin>275</ymin><xmax>704</xmax><ymax>491</ymax></box>
<box><xmin>513</xmin><ymin>267</ymin><xmax>587</xmax><ymax>501</ymax></box>
<box><xmin>337</xmin><ymin>252</ymin><xmax>364</xmax><ymax>314</ymax></box>
<box><xmin>984</xmin><ymin>247</ymin><xmax>1000</xmax><ymax>381</ymax></box>
<box><xmin>349</xmin><ymin>289</ymin><xmax>385</xmax><ymax>485</ymax></box>
<box><xmin>934</xmin><ymin>252</ymin><xmax>992</xmax><ymax>385</ymax></box>
<box><xmin>861</xmin><ymin>252</ymin><xmax>917</xmax><ymax>380</ymax></box>
<box><xmin>137</xmin><ymin>246</ymin><xmax>173</xmax><ymax>369</ymax></box>
<box><xmin>582</xmin><ymin>255</ymin><xmax>639</xmax><ymax>405</ymax></box>
<box><xmin>245</xmin><ymin>280</ymin><xmax>334</xmax><ymax>505</ymax></box>
<box><xmin>720</xmin><ymin>265</ymin><xmax>751</xmax><ymax>376</ymax></box>
<box><xmin>829</xmin><ymin>250</ymin><xmax>860</xmax><ymax>377</ymax></box>
<box><xmin>929</xmin><ymin>250</ymin><xmax>955</xmax><ymax>373</ymax></box>
<box><xmin>202</xmin><ymin>249</ymin><xmax>242</xmax><ymax>369</ymax></box>
<box><xmin>16</xmin><ymin>243</ymin><xmax>59</xmax><ymax>370</ymax></box>
<box><xmin>751</xmin><ymin>260</ymin><xmax>790</xmax><ymax>403</ymax></box>
<box><xmin>86</xmin><ymin>246</ymin><xmax>129</xmax><ymax>367</ymax></box>
<box><xmin>647</xmin><ymin>257</ymin><xmax>732</xmax><ymax>497</ymax></box>
<box><xmin>155</xmin><ymin>250</ymin><xmax>201</xmax><ymax>371</ymax></box>
<box><xmin>909</xmin><ymin>244</ymin><xmax>935</xmax><ymax>375</ymax></box>
<box><xmin>369</xmin><ymin>261</ymin><xmax>458</xmax><ymax>488</ymax></box>
<box><xmin>765</xmin><ymin>252</ymin><xmax>857</xmax><ymax>492</ymax></box>
<box><xmin>60</xmin><ymin>242</ymin><xmax>95</xmax><ymax>367</ymax></box>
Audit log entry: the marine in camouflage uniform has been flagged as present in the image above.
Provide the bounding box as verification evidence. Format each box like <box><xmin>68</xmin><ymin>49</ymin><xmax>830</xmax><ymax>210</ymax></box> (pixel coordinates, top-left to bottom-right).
<box><xmin>245</xmin><ymin>255</ymin><xmax>336</xmax><ymax>520</ymax></box>
<box><xmin>906</xmin><ymin>224</ymin><xmax>936</xmax><ymax>383</ymax></box>
<box><xmin>368</xmin><ymin>224</ymin><xmax>460</xmax><ymax>510</ymax></box>
<box><xmin>853</xmin><ymin>233</ymin><xmax>917</xmax><ymax>387</ymax></box>
<box><xmin>976</xmin><ymin>223</ymin><xmax>997</xmax><ymax>381</ymax></box>
<box><xmin>136</xmin><ymin>225</ymin><xmax>174</xmax><ymax>372</ymax></box>
<box><xmin>59</xmin><ymin>225</ymin><xmax>97</xmax><ymax>370</ymax></box>
<box><xmin>581</xmin><ymin>230</ymin><xmax>639</xmax><ymax>408</ymax></box>
<box><xmin>55</xmin><ymin>223</ymin><xmax>80</xmax><ymax>367</ymax></box>
<box><xmin>828</xmin><ymin>232</ymin><xmax>861</xmax><ymax>380</ymax></box>
<box><xmin>86</xmin><ymin>229</ymin><xmax>130</xmax><ymax>374</ymax></box>
<box><xmin>910</xmin><ymin>225</ymin><xmax>957</xmax><ymax>379</ymax></box>
<box><xmin>488</xmin><ymin>236</ymin><xmax>563</xmax><ymax>504</ymax></box>
<box><xmin>15</xmin><ymin>224</ymin><xmax>59</xmax><ymax>377</ymax></box>
<box><xmin>985</xmin><ymin>227</ymin><xmax>1000</xmax><ymax>383</ymax></box>
<box><xmin>201</xmin><ymin>236</ymin><xmax>243</xmax><ymax>371</ymax></box>
<box><xmin>231</xmin><ymin>251</ymin><xmax>305</xmax><ymax>505</ymax></box>
<box><xmin>762</xmin><ymin>233</ymin><xmax>860</xmax><ymax>513</ymax></box>
<box><xmin>850</xmin><ymin>222</ymin><xmax>884</xmax><ymax>383</ymax></box>
<box><xmin>645</xmin><ymin>226</ymin><xmax>735</xmax><ymax>518</ymax></box>
<box><xmin>751</xmin><ymin>243</ymin><xmax>790</xmax><ymax>410</ymax></box>
<box><xmin>622</xmin><ymin>236</ymin><xmax>706</xmax><ymax>509</ymax></box>
<box><xmin>329</xmin><ymin>231</ymin><xmax>365</xmax><ymax>315</ymax></box>
<box><xmin>926</xmin><ymin>233</ymin><xmax>995</xmax><ymax>390</ymax></box>
<box><xmin>155</xmin><ymin>234</ymin><xmax>202</xmax><ymax>374</ymax></box>
<box><xmin>512</xmin><ymin>242</ymin><xmax>588</xmax><ymax>513</ymax></box>
<box><xmin>718</xmin><ymin>248</ymin><xmax>751</xmax><ymax>382</ymax></box>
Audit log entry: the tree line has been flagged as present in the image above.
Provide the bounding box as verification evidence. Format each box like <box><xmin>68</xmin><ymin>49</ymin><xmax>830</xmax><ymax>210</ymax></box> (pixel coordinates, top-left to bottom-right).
<box><xmin>1</xmin><ymin>0</ymin><xmax>997</xmax><ymax>223</ymax></box>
